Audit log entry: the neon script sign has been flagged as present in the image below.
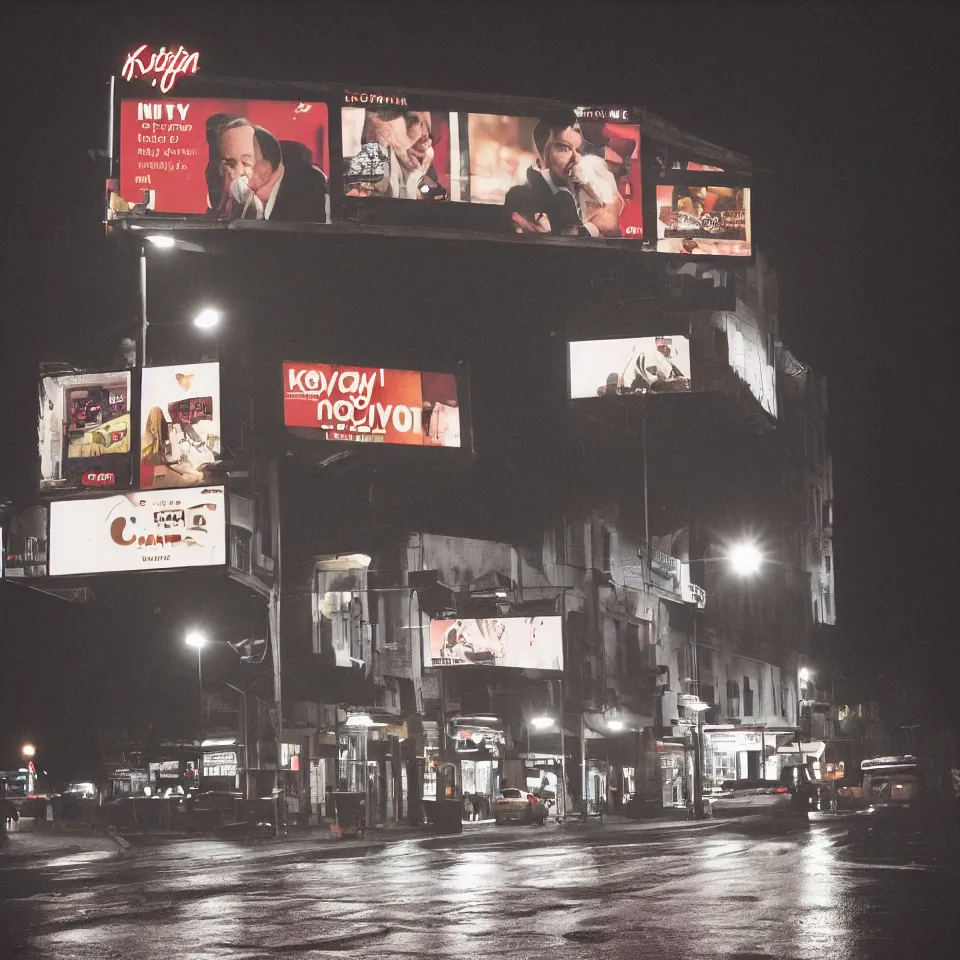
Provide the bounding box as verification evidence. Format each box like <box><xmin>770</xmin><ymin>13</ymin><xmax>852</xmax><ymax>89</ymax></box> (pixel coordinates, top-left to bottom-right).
<box><xmin>121</xmin><ymin>45</ymin><xmax>199</xmax><ymax>93</ymax></box>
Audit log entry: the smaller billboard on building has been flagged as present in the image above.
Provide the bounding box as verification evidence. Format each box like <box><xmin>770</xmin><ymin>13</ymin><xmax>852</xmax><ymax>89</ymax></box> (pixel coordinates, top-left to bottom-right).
<box><xmin>428</xmin><ymin>617</ymin><xmax>563</xmax><ymax>671</ymax></box>
<box><xmin>48</xmin><ymin>487</ymin><xmax>226</xmax><ymax>576</ymax></box>
<box><xmin>140</xmin><ymin>362</ymin><xmax>224</xmax><ymax>489</ymax></box>
<box><xmin>283</xmin><ymin>362</ymin><xmax>461</xmax><ymax>447</ymax></box>
<box><xmin>568</xmin><ymin>336</ymin><xmax>691</xmax><ymax>398</ymax></box>
<box><xmin>38</xmin><ymin>371</ymin><xmax>133</xmax><ymax>492</ymax></box>
<box><xmin>656</xmin><ymin>185</ymin><xmax>751</xmax><ymax>256</ymax></box>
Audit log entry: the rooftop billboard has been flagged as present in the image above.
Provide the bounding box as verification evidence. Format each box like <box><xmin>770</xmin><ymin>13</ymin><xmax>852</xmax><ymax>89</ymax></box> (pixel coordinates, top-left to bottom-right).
<box><xmin>116</xmin><ymin>98</ymin><xmax>329</xmax><ymax>222</ymax></box>
<box><xmin>38</xmin><ymin>371</ymin><xmax>133</xmax><ymax>492</ymax></box>
<box><xmin>48</xmin><ymin>487</ymin><xmax>226</xmax><ymax>576</ymax></box>
<box><xmin>568</xmin><ymin>336</ymin><xmax>691</xmax><ymax>398</ymax></box>
<box><xmin>283</xmin><ymin>362</ymin><xmax>461</xmax><ymax>447</ymax></box>
<box><xmin>656</xmin><ymin>185</ymin><xmax>751</xmax><ymax>256</ymax></box>
<box><xmin>428</xmin><ymin>617</ymin><xmax>563</xmax><ymax>670</ymax></box>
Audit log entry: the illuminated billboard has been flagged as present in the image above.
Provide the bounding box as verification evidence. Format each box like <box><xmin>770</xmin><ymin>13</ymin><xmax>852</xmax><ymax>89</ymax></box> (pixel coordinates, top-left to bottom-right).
<box><xmin>283</xmin><ymin>363</ymin><xmax>461</xmax><ymax>447</ymax></box>
<box><xmin>568</xmin><ymin>336</ymin><xmax>691</xmax><ymax>398</ymax></box>
<box><xmin>116</xmin><ymin>98</ymin><xmax>329</xmax><ymax>222</ymax></box>
<box><xmin>428</xmin><ymin>617</ymin><xmax>563</xmax><ymax>670</ymax></box>
<box><xmin>140</xmin><ymin>363</ymin><xmax>224</xmax><ymax>489</ymax></box>
<box><xmin>656</xmin><ymin>185</ymin><xmax>751</xmax><ymax>256</ymax></box>
<box><xmin>468</xmin><ymin>108</ymin><xmax>642</xmax><ymax>239</ymax></box>
<box><xmin>38</xmin><ymin>371</ymin><xmax>133</xmax><ymax>492</ymax></box>
<box><xmin>340</xmin><ymin>101</ymin><xmax>641</xmax><ymax>240</ymax></box>
<box><xmin>48</xmin><ymin>487</ymin><xmax>226</xmax><ymax>576</ymax></box>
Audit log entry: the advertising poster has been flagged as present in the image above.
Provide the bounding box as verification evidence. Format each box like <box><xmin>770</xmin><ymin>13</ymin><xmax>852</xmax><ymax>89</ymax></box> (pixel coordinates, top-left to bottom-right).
<box><xmin>342</xmin><ymin>99</ymin><xmax>451</xmax><ymax>200</ymax></box>
<box><xmin>656</xmin><ymin>185</ymin><xmax>751</xmax><ymax>256</ymax></box>
<box><xmin>568</xmin><ymin>336</ymin><xmax>692</xmax><ymax>398</ymax></box>
<box><xmin>2</xmin><ymin>504</ymin><xmax>48</xmax><ymax>579</ymax></box>
<box><xmin>140</xmin><ymin>363</ymin><xmax>224</xmax><ymax>489</ymax></box>
<box><xmin>428</xmin><ymin>617</ymin><xmax>563</xmax><ymax>670</ymax></box>
<box><xmin>117</xmin><ymin>98</ymin><xmax>329</xmax><ymax>222</ymax></box>
<box><xmin>466</xmin><ymin>107</ymin><xmax>642</xmax><ymax>239</ymax></box>
<box><xmin>283</xmin><ymin>362</ymin><xmax>461</xmax><ymax>447</ymax></box>
<box><xmin>38</xmin><ymin>372</ymin><xmax>133</xmax><ymax>492</ymax></box>
<box><xmin>48</xmin><ymin>487</ymin><xmax>226</xmax><ymax>576</ymax></box>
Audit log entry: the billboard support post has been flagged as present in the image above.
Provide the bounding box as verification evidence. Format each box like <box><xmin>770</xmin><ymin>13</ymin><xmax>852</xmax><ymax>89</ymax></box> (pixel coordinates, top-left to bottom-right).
<box><xmin>642</xmin><ymin>400</ymin><xmax>650</xmax><ymax>571</ymax></box>
<box><xmin>268</xmin><ymin>460</ymin><xmax>285</xmax><ymax>837</ymax></box>
<box><xmin>139</xmin><ymin>246</ymin><xmax>148</xmax><ymax>367</ymax></box>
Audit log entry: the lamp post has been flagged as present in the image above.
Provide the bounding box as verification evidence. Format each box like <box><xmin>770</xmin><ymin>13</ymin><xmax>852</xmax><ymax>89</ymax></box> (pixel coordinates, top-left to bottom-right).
<box><xmin>185</xmin><ymin>631</ymin><xmax>207</xmax><ymax>740</ymax></box>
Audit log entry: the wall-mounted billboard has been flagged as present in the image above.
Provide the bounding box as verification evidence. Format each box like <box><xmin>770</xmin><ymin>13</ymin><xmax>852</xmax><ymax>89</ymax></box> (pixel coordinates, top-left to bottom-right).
<box><xmin>568</xmin><ymin>336</ymin><xmax>691</xmax><ymax>398</ymax></box>
<box><xmin>140</xmin><ymin>363</ymin><xmax>224</xmax><ymax>489</ymax></box>
<box><xmin>116</xmin><ymin>98</ymin><xmax>329</xmax><ymax>222</ymax></box>
<box><xmin>341</xmin><ymin>101</ymin><xmax>641</xmax><ymax>240</ymax></box>
<box><xmin>656</xmin><ymin>185</ymin><xmax>751</xmax><ymax>256</ymax></box>
<box><xmin>283</xmin><ymin>363</ymin><xmax>461</xmax><ymax>447</ymax></box>
<box><xmin>48</xmin><ymin>487</ymin><xmax>226</xmax><ymax>576</ymax></box>
<box><xmin>38</xmin><ymin>372</ymin><xmax>133</xmax><ymax>492</ymax></box>
<box><xmin>428</xmin><ymin>617</ymin><xmax>563</xmax><ymax>670</ymax></box>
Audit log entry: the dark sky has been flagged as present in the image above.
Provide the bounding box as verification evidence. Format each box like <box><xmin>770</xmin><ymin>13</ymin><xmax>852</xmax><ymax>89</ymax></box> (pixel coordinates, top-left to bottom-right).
<box><xmin>2</xmin><ymin>3</ymin><xmax>957</xmax><ymax>774</ymax></box>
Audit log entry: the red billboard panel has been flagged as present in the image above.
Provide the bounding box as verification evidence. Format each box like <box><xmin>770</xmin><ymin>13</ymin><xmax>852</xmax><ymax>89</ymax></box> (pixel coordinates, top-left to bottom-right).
<box><xmin>117</xmin><ymin>98</ymin><xmax>329</xmax><ymax>222</ymax></box>
<box><xmin>656</xmin><ymin>185</ymin><xmax>751</xmax><ymax>256</ymax></box>
<box><xmin>283</xmin><ymin>363</ymin><xmax>461</xmax><ymax>447</ymax></box>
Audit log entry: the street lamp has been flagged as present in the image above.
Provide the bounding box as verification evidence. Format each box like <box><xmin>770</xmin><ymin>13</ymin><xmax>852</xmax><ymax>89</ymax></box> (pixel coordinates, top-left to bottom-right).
<box><xmin>192</xmin><ymin>307</ymin><xmax>222</xmax><ymax>330</ymax></box>
<box><xmin>185</xmin><ymin>630</ymin><xmax>207</xmax><ymax>738</ymax></box>
<box><xmin>21</xmin><ymin>743</ymin><xmax>36</xmax><ymax>760</ymax></box>
<box><xmin>728</xmin><ymin>543</ymin><xmax>763</xmax><ymax>576</ymax></box>
<box><xmin>530</xmin><ymin>716</ymin><xmax>555</xmax><ymax>730</ymax></box>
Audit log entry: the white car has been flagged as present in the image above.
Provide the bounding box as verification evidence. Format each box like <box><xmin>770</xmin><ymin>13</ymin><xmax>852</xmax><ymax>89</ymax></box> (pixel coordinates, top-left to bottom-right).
<box><xmin>492</xmin><ymin>788</ymin><xmax>548</xmax><ymax>825</ymax></box>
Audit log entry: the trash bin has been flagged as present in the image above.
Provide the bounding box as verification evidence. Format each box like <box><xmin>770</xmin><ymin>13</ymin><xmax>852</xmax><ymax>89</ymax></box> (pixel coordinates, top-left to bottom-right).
<box><xmin>332</xmin><ymin>791</ymin><xmax>365</xmax><ymax>837</ymax></box>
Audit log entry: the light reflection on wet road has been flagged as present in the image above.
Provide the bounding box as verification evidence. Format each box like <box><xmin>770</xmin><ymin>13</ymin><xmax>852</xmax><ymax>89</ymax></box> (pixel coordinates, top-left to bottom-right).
<box><xmin>1</xmin><ymin>820</ymin><xmax>956</xmax><ymax>959</ymax></box>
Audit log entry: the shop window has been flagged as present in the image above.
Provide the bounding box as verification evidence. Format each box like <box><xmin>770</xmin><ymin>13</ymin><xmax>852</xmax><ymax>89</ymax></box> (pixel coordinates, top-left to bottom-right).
<box><xmin>726</xmin><ymin>680</ymin><xmax>740</xmax><ymax>718</ymax></box>
<box><xmin>743</xmin><ymin>677</ymin><xmax>754</xmax><ymax>716</ymax></box>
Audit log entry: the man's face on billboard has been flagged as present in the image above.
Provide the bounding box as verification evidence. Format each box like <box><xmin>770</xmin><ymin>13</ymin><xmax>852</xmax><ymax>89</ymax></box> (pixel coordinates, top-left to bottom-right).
<box><xmin>542</xmin><ymin>127</ymin><xmax>583</xmax><ymax>185</ymax></box>
<box><xmin>219</xmin><ymin>125</ymin><xmax>275</xmax><ymax>193</ymax></box>
<box><xmin>366</xmin><ymin>110</ymin><xmax>434</xmax><ymax>174</ymax></box>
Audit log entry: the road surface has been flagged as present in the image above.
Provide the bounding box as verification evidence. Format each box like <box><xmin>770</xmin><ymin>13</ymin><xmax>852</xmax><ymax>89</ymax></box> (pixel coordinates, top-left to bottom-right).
<box><xmin>2</xmin><ymin>816</ymin><xmax>956</xmax><ymax>958</ymax></box>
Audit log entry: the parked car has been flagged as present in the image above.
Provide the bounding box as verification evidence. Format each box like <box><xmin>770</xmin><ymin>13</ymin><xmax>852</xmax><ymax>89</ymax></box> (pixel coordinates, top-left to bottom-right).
<box><xmin>492</xmin><ymin>788</ymin><xmax>548</xmax><ymax>825</ymax></box>
<box><xmin>710</xmin><ymin>764</ymin><xmax>817</xmax><ymax>820</ymax></box>
<box><xmin>847</xmin><ymin>755</ymin><xmax>923</xmax><ymax>840</ymax></box>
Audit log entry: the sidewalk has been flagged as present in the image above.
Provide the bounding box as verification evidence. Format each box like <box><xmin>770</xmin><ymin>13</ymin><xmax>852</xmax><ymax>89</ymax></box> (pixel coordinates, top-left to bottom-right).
<box><xmin>0</xmin><ymin>827</ymin><xmax>126</xmax><ymax>865</ymax></box>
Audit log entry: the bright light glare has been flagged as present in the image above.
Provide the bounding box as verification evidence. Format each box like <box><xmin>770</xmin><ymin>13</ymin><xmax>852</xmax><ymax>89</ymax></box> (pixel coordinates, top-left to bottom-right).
<box><xmin>185</xmin><ymin>631</ymin><xmax>207</xmax><ymax>648</ymax></box>
<box><xmin>345</xmin><ymin>714</ymin><xmax>374</xmax><ymax>727</ymax></box>
<box><xmin>729</xmin><ymin>543</ymin><xmax>763</xmax><ymax>575</ymax></box>
<box><xmin>607</xmin><ymin>719</ymin><xmax>625</xmax><ymax>731</ymax></box>
<box><xmin>531</xmin><ymin>716</ymin><xmax>555</xmax><ymax>730</ymax></box>
<box><xmin>192</xmin><ymin>308</ymin><xmax>221</xmax><ymax>329</ymax></box>
<box><xmin>799</xmin><ymin>668</ymin><xmax>811</xmax><ymax>683</ymax></box>
<box><xmin>145</xmin><ymin>234</ymin><xmax>176</xmax><ymax>249</ymax></box>
<box><xmin>21</xmin><ymin>743</ymin><xmax>36</xmax><ymax>758</ymax></box>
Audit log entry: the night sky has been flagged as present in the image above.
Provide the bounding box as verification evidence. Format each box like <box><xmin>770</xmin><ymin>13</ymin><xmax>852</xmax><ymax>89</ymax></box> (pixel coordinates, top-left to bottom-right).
<box><xmin>2</xmin><ymin>4</ymin><xmax>956</xmax><ymax>777</ymax></box>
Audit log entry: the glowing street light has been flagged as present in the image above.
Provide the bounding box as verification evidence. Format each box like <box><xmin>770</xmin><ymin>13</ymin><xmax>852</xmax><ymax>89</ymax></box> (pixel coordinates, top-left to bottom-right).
<box><xmin>185</xmin><ymin>631</ymin><xmax>207</xmax><ymax>648</ymax></box>
<box><xmin>145</xmin><ymin>233</ymin><xmax>177</xmax><ymax>249</ymax></box>
<box><xmin>185</xmin><ymin>630</ymin><xmax>207</xmax><ymax>737</ymax></box>
<box><xmin>192</xmin><ymin>307</ymin><xmax>222</xmax><ymax>330</ymax></box>
<box><xmin>607</xmin><ymin>719</ymin><xmax>625</xmax><ymax>732</ymax></box>
<box><xmin>729</xmin><ymin>543</ymin><xmax>763</xmax><ymax>576</ymax></box>
<box><xmin>21</xmin><ymin>743</ymin><xmax>36</xmax><ymax>759</ymax></box>
<box><xmin>530</xmin><ymin>716</ymin><xmax>555</xmax><ymax>730</ymax></box>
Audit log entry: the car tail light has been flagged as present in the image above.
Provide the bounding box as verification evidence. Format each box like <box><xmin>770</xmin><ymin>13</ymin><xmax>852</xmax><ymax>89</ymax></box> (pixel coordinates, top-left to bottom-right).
<box><xmin>775</xmin><ymin>786</ymin><xmax>788</xmax><ymax>794</ymax></box>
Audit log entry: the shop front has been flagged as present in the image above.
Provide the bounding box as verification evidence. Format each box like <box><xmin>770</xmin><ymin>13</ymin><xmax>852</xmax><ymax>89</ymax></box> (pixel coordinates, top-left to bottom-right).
<box><xmin>703</xmin><ymin>726</ymin><xmax>802</xmax><ymax>790</ymax></box>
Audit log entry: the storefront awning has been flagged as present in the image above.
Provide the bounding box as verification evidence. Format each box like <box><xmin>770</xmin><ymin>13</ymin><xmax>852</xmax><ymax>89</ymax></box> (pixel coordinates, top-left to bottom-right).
<box><xmin>776</xmin><ymin>739</ymin><xmax>826</xmax><ymax>759</ymax></box>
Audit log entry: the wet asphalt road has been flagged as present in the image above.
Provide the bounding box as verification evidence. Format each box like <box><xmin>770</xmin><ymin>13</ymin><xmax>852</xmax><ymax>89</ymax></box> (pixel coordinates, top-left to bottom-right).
<box><xmin>2</xmin><ymin>817</ymin><xmax>958</xmax><ymax>959</ymax></box>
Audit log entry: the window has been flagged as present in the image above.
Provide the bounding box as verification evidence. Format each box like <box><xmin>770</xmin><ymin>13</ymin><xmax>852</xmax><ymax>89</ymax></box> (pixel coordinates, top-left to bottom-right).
<box><xmin>813</xmin><ymin>600</ymin><xmax>820</xmax><ymax>623</ymax></box>
<box><xmin>743</xmin><ymin>677</ymin><xmax>754</xmax><ymax>717</ymax></box>
<box><xmin>823</xmin><ymin>593</ymin><xmax>832</xmax><ymax>618</ymax></box>
<box><xmin>600</xmin><ymin>524</ymin><xmax>612</xmax><ymax>572</ymax></box>
<box><xmin>824</xmin><ymin>555</ymin><xmax>832</xmax><ymax>574</ymax></box>
<box><xmin>726</xmin><ymin>680</ymin><xmax>741</xmax><ymax>718</ymax></box>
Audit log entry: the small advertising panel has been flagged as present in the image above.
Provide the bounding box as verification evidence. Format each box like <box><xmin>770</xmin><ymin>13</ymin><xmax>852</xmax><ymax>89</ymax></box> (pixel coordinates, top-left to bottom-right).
<box><xmin>140</xmin><ymin>363</ymin><xmax>224</xmax><ymax>489</ymax></box>
<box><xmin>38</xmin><ymin>372</ymin><xmax>133</xmax><ymax>492</ymax></box>
<box><xmin>283</xmin><ymin>362</ymin><xmax>461</xmax><ymax>447</ymax></box>
<box><xmin>48</xmin><ymin>487</ymin><xmax>226</xmax><ymax>576</ymax></box>
<box><xmin>428</xmin><ymin>617</ymin><xmax>563</xmax><ymax>670</ymax></box>
<box><xmin>116</xmin><ymin>98</ymin><xmax>329</xmax><ymax>222</ymax></box>
<box><xmin>568</xmin><ymin>336</ymin><xmax>691</xmax><ymax>398</ymax></box>
<box><xmin>2</xmin><ymin>505</ymin><xmax>48</xmax><ymax>579</ymax></box>
<box><xmin>342</xmin><ymin>99</ymin><xmax>451</xmax><ymax>200</ymax></box>
<box><xmin>656</xmin><ymin>185</ymin><xmax>751</xmax><ymax>256</ymax></box>
<box><xmin>467</xmin><ymin>107</ymin><xmax>642</xmax><ymax>239</ymax></box>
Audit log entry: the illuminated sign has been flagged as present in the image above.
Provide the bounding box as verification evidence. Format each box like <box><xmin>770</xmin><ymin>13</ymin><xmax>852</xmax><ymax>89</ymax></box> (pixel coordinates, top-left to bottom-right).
<box><xmin>140</xmin><ymin>363</ymin><xmax>224</xmax><ymax>489</ymax></box>
<box><xmin>48</xmin><ymin>487</ymin><xmax>226</xmax><ymax>576</ymax></box>
<box><xmin>656</xmin><ymin>185</ymin><xmax>751</xmax><ymax>256</ymax></box>
<box><xmin>568</xmin><ymin>336</ymin><xmax>691</xmax><ymax>398</ymax></box>
<box><xmin>283</xmin><ymin>363</ymin><xmax>461</xmax><ymax>447</ymax></box>
<box><xmin>115</xmin><ymin>98</ymin><xmax>329</xmax><ymax>221</ymax></box>
<box><xmin>38</xmin><ymin>371</ymin><xmax>132</xmax><ymax>493</ymax></box>
<box><xmin>428</xmin><ymin>617</ymin><xmax>563</xmax><ymax>671</ymax></box>
<box><xmin>121</xmin><ymin>45</ymin><xmax>200</xmax><ymax>93</ymax></box>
